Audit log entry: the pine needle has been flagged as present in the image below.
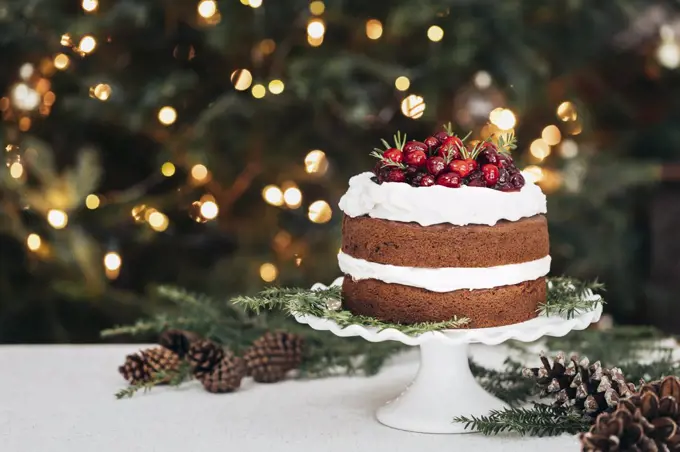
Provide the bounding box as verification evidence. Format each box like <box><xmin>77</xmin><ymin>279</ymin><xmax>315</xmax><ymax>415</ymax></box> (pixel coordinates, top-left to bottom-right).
<box><xmin>115</xmin><ymin>361</ymin><xmax>193</xmax><ymax>399</ymax></box>
<box><xmin>539</xmin><ymin>277</ymin><xmax>605</xmax><ymax>319</ymax></box>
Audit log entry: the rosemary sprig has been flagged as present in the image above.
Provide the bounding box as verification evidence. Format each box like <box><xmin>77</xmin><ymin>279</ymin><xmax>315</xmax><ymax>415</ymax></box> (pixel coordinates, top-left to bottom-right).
<box><xmin>539</xmin><ymin>277</ymin><xmax>605</xmax><ymax>319</ymax></box>
<box><xmin>496</xmin><ymin>132</ymin><xmax>517</xmax><ymax>155</ymax></box>
<box><xmin>115</xmin><ymin>361</ymin><xmax>193</xmax><ymax>399</ymax></box>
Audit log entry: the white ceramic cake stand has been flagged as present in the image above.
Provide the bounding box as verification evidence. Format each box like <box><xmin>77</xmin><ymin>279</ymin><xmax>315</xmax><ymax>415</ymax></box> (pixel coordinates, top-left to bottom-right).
<box><xmin>295</xmin><ymin>277</ymin><xmax>603</xmax><ymax>434</ymax></box>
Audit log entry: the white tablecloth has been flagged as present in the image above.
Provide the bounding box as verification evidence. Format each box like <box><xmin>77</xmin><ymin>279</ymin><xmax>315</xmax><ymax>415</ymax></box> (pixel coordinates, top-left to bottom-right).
<box><xmin>0</xmin><ymin>344</ymin><xmax>580</xmax><ymax>452</ymax></box>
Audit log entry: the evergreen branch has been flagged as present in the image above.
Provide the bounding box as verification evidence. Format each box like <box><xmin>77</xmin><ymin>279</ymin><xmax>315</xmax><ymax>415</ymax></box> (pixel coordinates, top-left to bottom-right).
<box><xmin>115</xmin><ymin>361</ymin><xmax>193</xmax><ymax>399</ymax></box>
<box><xmin>101</xmin><ymin>319</ymin><xmax>167</xmax><ymax>337</ymax></box>
<box><xmin>540</xmin><ymin>277</ymin><xmax>605</xmax><ymax>319</ymax></box>
<box><xmin>454</xmin><ymin>403</ymin><xmax>590</xmax><ymax>436</ymax></box>
<box><xmin>496</xmin><ymin>132</ymin><xmax>518</xmax><ymax>155</ymax></box>
<box><xmin>470</xmin><ymin>358</ymin><xmax>538</xmax><ymax>405</ymax></box>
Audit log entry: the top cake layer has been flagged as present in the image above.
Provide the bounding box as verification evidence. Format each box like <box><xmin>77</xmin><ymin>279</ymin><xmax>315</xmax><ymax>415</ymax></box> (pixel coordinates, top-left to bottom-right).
<box><xmin>338</xmin><ymin>172</ymin><xmax>547</xmax><ymax>227</ymax></box>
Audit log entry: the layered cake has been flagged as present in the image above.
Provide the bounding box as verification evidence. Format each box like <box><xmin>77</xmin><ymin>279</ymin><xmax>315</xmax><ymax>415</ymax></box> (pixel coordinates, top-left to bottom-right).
<box><xmin>338</xmin><ymin>127</ymin><xmax>549</xmax><ymax>328</ymax></box>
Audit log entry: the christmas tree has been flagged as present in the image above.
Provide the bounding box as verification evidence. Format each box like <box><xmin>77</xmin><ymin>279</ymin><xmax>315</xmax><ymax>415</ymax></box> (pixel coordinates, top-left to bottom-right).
<box><xmin>0</xmin><ymin>0</ymin><xmax>678</xmax><ymax>341</ymax></box>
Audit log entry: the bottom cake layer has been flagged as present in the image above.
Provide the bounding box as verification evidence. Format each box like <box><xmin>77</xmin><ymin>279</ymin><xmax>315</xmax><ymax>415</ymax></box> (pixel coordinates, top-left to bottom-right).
<box><xmin>342</xmin><ymin>277</ymin><xmax>546</xmax><ymax>328</ymax></box>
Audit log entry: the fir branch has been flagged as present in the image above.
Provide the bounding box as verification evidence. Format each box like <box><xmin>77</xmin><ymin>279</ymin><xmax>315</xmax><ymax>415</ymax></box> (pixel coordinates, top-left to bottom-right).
<box><xmin>470</xmin><ymin>358</ymin><xmax>538</xmax><ymax>405</ymax></box>
<box><xmin>454</xmin><ymin>403</ymin><xmax>590</xmax><ymax>436</ymax></box>
<box><xmin>539</xmin><ymin>277</ymin><xmax>605</xmax><ymax>319</ymax></box>
<box><xmin>115</xmin><ymin>361</ymin><xmax>193</xmax><ymax>399</ymax></box>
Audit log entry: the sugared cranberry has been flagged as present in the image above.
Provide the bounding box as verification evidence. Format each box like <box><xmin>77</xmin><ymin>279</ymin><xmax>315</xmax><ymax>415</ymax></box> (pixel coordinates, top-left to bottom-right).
<box><xmin>437</xmin><ymin>137</ymin><xmax>463</xmax><ymax>160</ymax></box>
<box><xmin>467</xmin><ymin>177</ymin><xmax>486</xmax><ymax>187</ymax></box>
<box><xmin>426</xmin><ymin>156</ymin><xmax>446</xmax><ymax>176</ymax></box>
<box><xmin>482</xmin><ymin>164</ymin><xmax>500</xmax><ymax>186</ymax></box>
<box><xmin>510</xmin><ymin>172</ymin><xmax>525</xmax><ymax>189</ymax></box>
<box><xmin>435</xmin><ymin>172</ymin><xmax>461</xmax><ymax>188</ymax></box>
<box><xmin>498</xmin><ymin>183</ymin><xmax>516</xmax><ymax>192</ymax></box>
<box><xmin>383</xmin><ymin>148</ymin><xmax>403</xmax><ymax>163</ymax></box>
<box><xmin>497</xmin><ymin>168</ymin><xmax>509</xmax><ymax>185</ymax></box>
<box><xmin>424</xmin><ymin>136</ymin><xmax>439</xmax><ymax>148</ymax></box>
<box><xmin>478</xmin><ymin>149</ymin><xmax>500</xmax><ymax>166</ymax></box>
<box><xmin>420</xmin><ymin>174</ymin><xmax>435</xmax><ymax>186</ymax></box>
<box><xmin>404</xmin><ymin>150</ymin><xmax>427</xmax><ymax>167</ymax></box>
<box><xmin>386</xmin><ymin>169</ymin><xmax>406</xmax><ymax>183</ymax></box>
<box><xmin>403</xmin><ymin>141</ymin><xmax>428</xmax><ymax>154</ymax></box>
<box><xmin>434</xmin><ymin>131</ymin><xmax>450</xmax><ymax>143</ymax></box>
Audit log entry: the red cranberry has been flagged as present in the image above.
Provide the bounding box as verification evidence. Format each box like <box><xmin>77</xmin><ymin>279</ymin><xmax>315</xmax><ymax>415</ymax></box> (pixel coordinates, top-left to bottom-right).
<box><xmin>464</xmin><ymin>158</ymin><xmax>477</xmax><ymax>173</ymax></box>
<box><xmin>482</xmin><ymin>164</ymin><xmax>500</xmax><ymax>186</ymax></box>
<box><xmin>426</xmin><ymin>156</ymin><xmax>446</xmax><ymax>176</ymax></box>
<box><xmin>498</xmin><ymin>183</ymin><xmax>516</xmax><ymax>192</ymax></box>
<box><xmin>404</xmin><ymin>150</ymin><xmax>427</xmax><ymax>167</ymax></box>
<box><xmin>497</xmin><ymin>168</ymin><xmax>509</xmax><ymax>185</ymax></box>
<box><xmin>510</xmin><ymin>172</ymin><xmax>525</xmax><ymax>189</ymax></box>
<box><xmin>424</xmin><ymin>136</ymin><xmax>439</xmax><ymax>148</ymax></box>
<box><xmin>435</xmin><ymin>172</ymin><xmax>461</xmax><ymax>188</ymax></box>
<box><xmin>449</xmin><ymin>160</ymin><xmax>469</xmax><ymax>177</ymax></box>
<box><xmin>437</xmin><ymin>136</ymin><xmax>463</xmax><ymax>160</ymax></box>
<box><xmin>420</xmin><ymin>174</ymin><xmax>435</xmax><ymax>186</ymax></box>
<box><xmin>403</xmin><ymin>141</ymin><xmax>428</xmax><ymax>154</ymax></box>
<box><xmin>467</xmin><ymin>177</ymin><xmax>486</xmax><ymax>187</ymax></box>
<box><xmin>386</xmin><ymin>169</ymin><xmax>406</xmax><ymax>183</ymax></box>
<box><xmin>383</xmin><ymin>148</ymin><xmax>403</xmax><ymax>163</ymax></box>
<box><xmin>434</xmin><ymin>131</ymin><xmax>450</xmax><ymax>142</ymax></box>
<box><xmin>478</xmin><ymin>149</ymin><xmax>500</xmax><ymax>166</ymax></box>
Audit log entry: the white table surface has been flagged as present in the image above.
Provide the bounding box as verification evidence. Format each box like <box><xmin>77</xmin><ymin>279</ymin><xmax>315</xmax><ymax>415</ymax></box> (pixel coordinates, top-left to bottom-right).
<box><xmin>0</xmin><ymin>344</ymin><xmax>580</xmax><ymax>452</ymax></box>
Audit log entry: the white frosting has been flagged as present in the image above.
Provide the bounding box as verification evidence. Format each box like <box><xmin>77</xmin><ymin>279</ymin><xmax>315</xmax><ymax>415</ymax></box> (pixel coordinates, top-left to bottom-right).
<box><xmin>338</xmin><ymin>172</ymin><xmax>547</xmax><ymax>226</ymax></box>
<box><xmin>338</xmin><ymin>251</ymin><xmax>551</xmax><ymax>292</ymax></box>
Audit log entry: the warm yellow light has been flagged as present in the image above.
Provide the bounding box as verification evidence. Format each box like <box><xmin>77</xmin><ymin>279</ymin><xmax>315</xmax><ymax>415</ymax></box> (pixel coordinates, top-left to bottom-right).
<box><xmin>489</xmin><ymin>108</ymin><xmax>516</xmax><ymax>130</ymax></box>
<box><xmin>78</xmin><ymin>35</ymin><xmax>97</xmax><ymax>54</ymax></box>
<box><xmin>473</xmin><ymin>71</ymin><xmax>492</xmax><ymax>89</ymax></box>
<box><xmin>262</xmin><ymin>185</ymin><xmax>284</xmax><ymax>206</ymax></box>
<box><xmin>82</xmin><ymin>0</ymin><xmax>98</xmax><ymax>12</ymax></box>
<box><xmin>148</xmin><ymin>211</ymin><xmax>169</xmax><ymax>232</ymax></box>
<box><xmin>19</xmin><ymin>63</ymin><xmax>34</xmax><ymax>80</ymax></box>
<box><xmin>43</xmin><ymin>91</ymin><xmax>56</xmax><ymax>106</ymax></box>
<box><xmin>61</xmin><ymin>34</ymin><xmax>72</xmax><ymax>47</ymax></box>
<box><xmin>54</xmin><ymin>54</ymin><xmax>70</xmax><ymax>70</ymax></box>
<box><xmin>12</xmin><ymin>83</ymin><xmax>40</xmax><ymax>110</ymax></box>
<box><xmin>308</xmin><ymin>200</ymin><xmax>332</xmax><ymax>224</ymax></box>
<box><xmin>191</xmin><ymin>164</ymin><xmax>209</xmax><ymax>181</ymax></box>
<box><xmin>251</xmin><ymin>84</ymin><xmax>266</xmax><ymax>99</ymax></box>
<box><xmin>283</xmin><ymin>187</ymin><xmax>302</xmax><ymax>209</ymax></box>
<box><xmin>103</xmin><ymin>251</ymin><xmax>122</xmax><ymax>271</ymax></box>
<box><xmin>85</xmin><ymin>194</ymin><xmax>100</xmax><ymax>209</ymax></box>
<box><xmin>9</xmin><ymin>162</ymin><xmax>23</xmax><ymax>179</ymax></box>
<box><xmin>240</xmin><ymin>0</ymin><xmax>248</xmax><ymax>4</ymax></box>
<box><xmin>556</xmin><ymin>101</ymin><xmax>577</xmax><ymax>122</ymax></box>
<box><xmin>26</xmin><ymin>233</ymin><xmax>41</xmax><ymax>251</ymax></box>
<box><xmin>259</xmin><ymin>262</ymin><xmax>278</xmax><ymax>282</ymax></box>
<box><xmin>259</xmin><ymin>39</ymin><xmax>276</xmax><ymax>55</ymax></box>
<box><xmin>401</xmin><ymin>94</ymin><xmax>426</xmax><ymax>119</ymax></box>
<box><xmin>161</xmin><ymin>162</ymin><xmax>176</xmax><ymax>177</ymax></box>
<box><xmin>200</xmin><ymin>200</ymin><xmax>219</xmax><ymax>220</ymax></box>
<box><xmin>307</xmin><ymin>18</ymin><xmax>325</xmax><ymax>39</ymax></box>
<box><xmin>523</xmin><ymin>166</ymin><xmax>544</xmax><ymax>184</ymax></box>
<box><xmin>158</xmin><ymin>106</ymin><xmax>177</xmax><ymax>125</ymax></box>
<box><xmin>530</xmin><ymin>138</ymin><xmax>551</xmax><ymax>160</ymax></box>
<box><xmin>131</xmin><ymin>204</ymin><xmax>148</xmax><ymax>223</ymax></box>
<box><xmin>366</xmin><ymin>19</ymin><xmax>383</xmax><ymax>40</ymax></box>
<box><xmin>309</xmin><ymin>1</ymin><xmax>325</xmax><ymax>15</ymax></box>
<box><xmin>394</xmin><ymin>76</ymin><xmax>410</xmax><ymax>91</ymax></box>
<box><xmin>231</xmin><ymin>69</ymin><xmax>253</xmax><ymax>91</ymax></box>
<box><xmin>249</xmin><ymin>0</ymin><xmax>262</xmax><ymax>7</ymax></box>
<box><xmin>541</xmin><ymin>125</ymin><xmax>562</xmax><ymax>146</ymax></box>
<box><xmin>268</xmin><ymin>79</ymin><xmax>285</xmax><ymax>94</ymax></box>
<box><xmin>18</xmin><ymin>117</ymin><xmax>32</xmax><ymax>132</ymax></box>
<box><xmin>307</xmin><ymin>35</ymin><xmax>324</xmax><ymax>47</ymax></box>
<box><xmin>427</xmin><ymin>25</ymin><xmax>444</xmax><ymax>42</ymax></box>
<box><xmin>91</xmin><ymin>83</ymin><xmax>111</xmax><ymax>101</ymax></box>
<box><xmin>304</xmin><ymin>150</ymin><xmax>328</xmax><ymax>175</ymax></box>
<box><xmin>197</xmin><ymin>0</ymin><xmax>217</xmax><ymax>18</ymax></box>
<box><xmin>47</xmin><ymin>209</ymin><xmax>68</xmax><ymax>229</ymax></box>
<box><xmin>560</xmin><ymin>139</ymin><xmax>579</xmax><ymax>159</ymax></box>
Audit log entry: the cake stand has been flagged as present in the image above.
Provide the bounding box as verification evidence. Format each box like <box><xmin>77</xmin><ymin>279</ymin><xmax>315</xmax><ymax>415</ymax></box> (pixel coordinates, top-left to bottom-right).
<box><xmin>296</xmin><ymin>277</ymin><xmax>603</xmax><ymax>434</ymax></box>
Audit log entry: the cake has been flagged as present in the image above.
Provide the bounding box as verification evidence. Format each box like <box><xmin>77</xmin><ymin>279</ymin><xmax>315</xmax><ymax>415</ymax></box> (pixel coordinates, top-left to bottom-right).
<box><xmin>337</xmin><ymin>126</ymin><xmax>549</xmax><ymax>328</ymax></box>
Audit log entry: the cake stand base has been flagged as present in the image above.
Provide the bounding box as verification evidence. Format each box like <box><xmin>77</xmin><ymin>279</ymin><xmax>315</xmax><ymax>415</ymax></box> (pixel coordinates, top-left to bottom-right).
<box><xmin>376</xmin><ymin>341</ymin><xmax>505</xmax><ymax>434</ymax></box>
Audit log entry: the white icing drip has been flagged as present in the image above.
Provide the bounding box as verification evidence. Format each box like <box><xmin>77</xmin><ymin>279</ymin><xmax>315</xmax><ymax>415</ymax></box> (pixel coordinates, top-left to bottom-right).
<box><xmin>338</xmin><ymin>252</ymin><xmax>551</xmax><ymax>292</ymax></box>
<box><xmin>338</xmin><ymin>172</ymin><xmax>547</xmax><ymax>226</ymax></box>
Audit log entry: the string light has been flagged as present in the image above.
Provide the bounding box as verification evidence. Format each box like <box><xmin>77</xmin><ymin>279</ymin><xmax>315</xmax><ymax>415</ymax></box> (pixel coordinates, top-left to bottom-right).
<box><xmin>9</xmin><ymin>162</ymin><xmax>23</xmax><ymax>179</ymax></box>
<box><xmin>307</xmin><ymin>35</ymin><xmax>324</xmax><ymax>47</ymax></box>
<box><xmin>560</xmin><ymin>139</ymin><xmax>579</xmax><ymax>159</ymax></box>
<box><xmin>231</xmin><ymin>69</ymin><xmax>253</xmax><ymax>91</ymax></box>
<box><xmin>366</xmin><ymin>19</ymin><xmax>383</xmax><ymax>40</ymax></box>
<box><xmin>85</xmin><ymin>194</ymin><xmax>100</xmax><ymax>209</ymax></box>
<box><xmin>249</xmin><ymin>0</ymin><xmax>263</xmax><ymax>8</ymax></box>
<box><xmin>78</xmin><ymin>35</ymin><xmax>97</xmax><ymax>54</ymax></box>
<box><xmin>259</xmin><ymin>39</ymin><xmax>276</xmax><ymax>55</ymax></box>
<box><xmin>283</xmin><ymin>187</ymin><xmax>302</xmax><ymax>209</ymax></box>
<box><xmin>43</xmin><ymin>91</ymin><xmax>56</xmax><ymax>106</ymax></box>
<box><xmin>259</xmin><ymin>263</ymin><xmax>278</xmax><ymax>282</ymax></box>
<box><xmin>103</xmin><ymin>251</ymin><xmax>122</xmax><ymax>271</ymax></box>
<box><xmin>19</xmin><ymin>63</ymin><xmax>34</xmax><ymax>80</ymax></box>
<box><xmin>148</xmin><ymin>211</ymin><xmax>169</xmax><ymax>232</ymax></box>
<box><xmin>262</xmin><ymin>185</ymin><xmax>284</xmax><ymax>206</ymax></box>
<box><xmin>541</xmin><ymin>125</ymin><xmax>562</xmax><ymax>146</ymax></box>
<box><xmin>90</xmin><ymin>83</ymin><xmax>111</xmax><ymax>101</ymax></box>
<box><xmin>394</xmin><ymin>76</ymin><xmax>410</xmax><ymax>91</ymax></box>
<box><xmin>556</xmin><ymin>101</ymin><xmax>577</xmax><ymax>121</ymax></box>
<box><xmin>304</xmin><ymin>150</ymin><xmax>328</xmax><ymax>175</ymax></box>
<box><xmin>11</xmin><ymin>83</ymin><xmax>40</xmax><ymax>110</ymax></box>
<box><xmin>61</xmin><ymin>34</ymin><xmax>72</xmax><ymax>47</ymax></box>
<box><xmin>307</xmin><ymin>18</ymin><xmax>325</xmax><ymax>39</ymax></box>
<box><xmin>54</xmin><ymin>54</ymin><xmax>70</xmax><ymax>70</ymax></box>
<box><xmin>308</xmin><ymin>200</ymin><xmax>332</xmax><ymax>223</ymax></box>
<box><xmin>26</xmin><ymin>233</ymin><xmax>41</xmax><ymax>251</ymax></box>
<box><xmin>47</xmin><ymin>209</ymin><xmax>68</xmax><ymax>229</ymax></box>
<box><xmin>197</xmin><ymin>0</ymin><xmax>217</xmax><ymax>18</ymax></box>
<box><xmin>427</xmin><ymin>25</ymin><xmax>444</xmax><ymax>42</ymax></box>
<box><xmin>161</xmin><ymin>162</ymin><xmax>176</xmax><ymax>177</ymax></box>
<box><xmin>131</xmin><ymin>204</ymin><xmax>148</xmax><ymax>223</ymax></box>
<box><xmin>268</xmin><ymin>79</ymin><xmax>285</xmax><ymax>94</ymax></box>
<box><xmin>295</xmin><ymin>255</ymin><xmax>303</xmax><ymax>267</ymax></box>
<box><xmin>488</xmin><ymin>108</ymin><xmax>516</xmax><ymax>130</ymax></box>
<box><xmin>309</xmin><ymin>1</ymin><xmax>325</xmax><ymax>15</ymax></box>
<box><xmin>473</xmin><ymin>71</ymin><xmax>492</xmax><ymax>89</ymax></box>
<box><xmin>158</xmin><ymin>106</ymin><xmax>177</xmax><ymax>125</ymax></box>
<box><xmin>251</xmin><ymin>83</ymin><xmax>266</xmax><ymax>98</ymax></box>
<box><xmin>191</xmin><ymin>164</ymin><xmax>209</xmax><ymax>181</ymax></box>
<box><xmin>18</xmin><ymin>117</ymin><xmax>31</xmax><ymax>132</ymax></box>
<box><xmin>523</xmin><ymin>166</ymin><xmax>544</xmax><ymax>184</ymax></box>
<box><xmin>401</xmin><ymin>94</ymin><xmax>426</xmax><ymax>119</ymax></box>
<box><xmin>82</xmin><ymin>0</ymin><xmax>98</xmax><ymax>12</ymax></box>
<box><xmin>657</xmin><ymin>25</ymin><xmax>680</xmax><ymax>69</ymax></box>
<box><xmin>199</xmin><ymin>200</ymin><xmax>219</xmax><ymax>220</ymax></box>
<box><xmin>530</xmin><ymin>139</ymin><xmax>551</xmax><ymax>160</ymax></box>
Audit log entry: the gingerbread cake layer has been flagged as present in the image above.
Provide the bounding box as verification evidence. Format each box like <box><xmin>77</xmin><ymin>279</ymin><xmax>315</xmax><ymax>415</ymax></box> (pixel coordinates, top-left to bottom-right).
<box><xmin>341</xmin><ymin>214</ymin><xmax>548</xmax><ymax>268</ymax></box>
<box><xmin>342</xmin><ymin>276</ymin><xmax>545</xmax><ymax>328</ymax></box>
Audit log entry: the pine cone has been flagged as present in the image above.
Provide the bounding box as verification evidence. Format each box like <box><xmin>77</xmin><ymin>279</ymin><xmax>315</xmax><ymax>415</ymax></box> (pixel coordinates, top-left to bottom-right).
<box><xmin>158</xmin><ymin>329</ymin><xmax>200</xmax><ymax>358</ymax></box>
<box><xmin>119</xmin><ymin>346</ymin><xmax>180</xmax><ymax>384</ymax></box>
<box><xmin>199</xmin><ymin>351</ymin><xmax>247</xmax><ymax>393</ymax></box>
<box><xmin>187</xmin><ymin>339</ymin><xmax>225</xmax><ymax>379</ymax></box>
<box><xmin>580</xmin><ymin>408</ymin><xmax>657</xmax><ymax>451</ymax></box>
<box><xmin>243</xmin><ymin>331</ymin><xmax>304</xmax><ymax>383</ymax></box>
<box><xmin>523</xmin><ymin>352</ymin><xmax>635</xmax><ymax>419</ymax></box>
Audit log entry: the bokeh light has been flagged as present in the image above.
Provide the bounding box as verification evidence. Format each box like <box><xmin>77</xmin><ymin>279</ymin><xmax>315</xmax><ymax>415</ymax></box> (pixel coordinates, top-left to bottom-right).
<box><xmin>259</xmin><ymin>262</ymin><xmax>278</xmax><ymax>282</ymax></box>
<box><xmin>158</xmin><ymin>106</ymin><xmax>177</xmax><ymax>125</ymax></box>
<box><xmin>47</xmin><ymin>209</ymin><xmax>68</xmax><ymax>229</ymax></box>
<box><xmin>262</xmin><ymin>185</ymin><xmax>284</xmax><ymax>206</ymax></box>
<box><xmin>366</xmin><ymin>19</ymin><xmax>383</xmax><ymax>40</ymax></box>
<box><xmin>308</xmin><ymin>200</ymin><xmax>332</xmax><ymax>223</ymax></box>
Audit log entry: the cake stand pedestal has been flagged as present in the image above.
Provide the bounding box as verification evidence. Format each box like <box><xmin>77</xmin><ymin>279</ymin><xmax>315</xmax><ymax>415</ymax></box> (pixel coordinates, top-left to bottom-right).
<box><xmin>297</xmin><ymin>278</ymin><xmax>603</xmax><ymax>434</ymax></box>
